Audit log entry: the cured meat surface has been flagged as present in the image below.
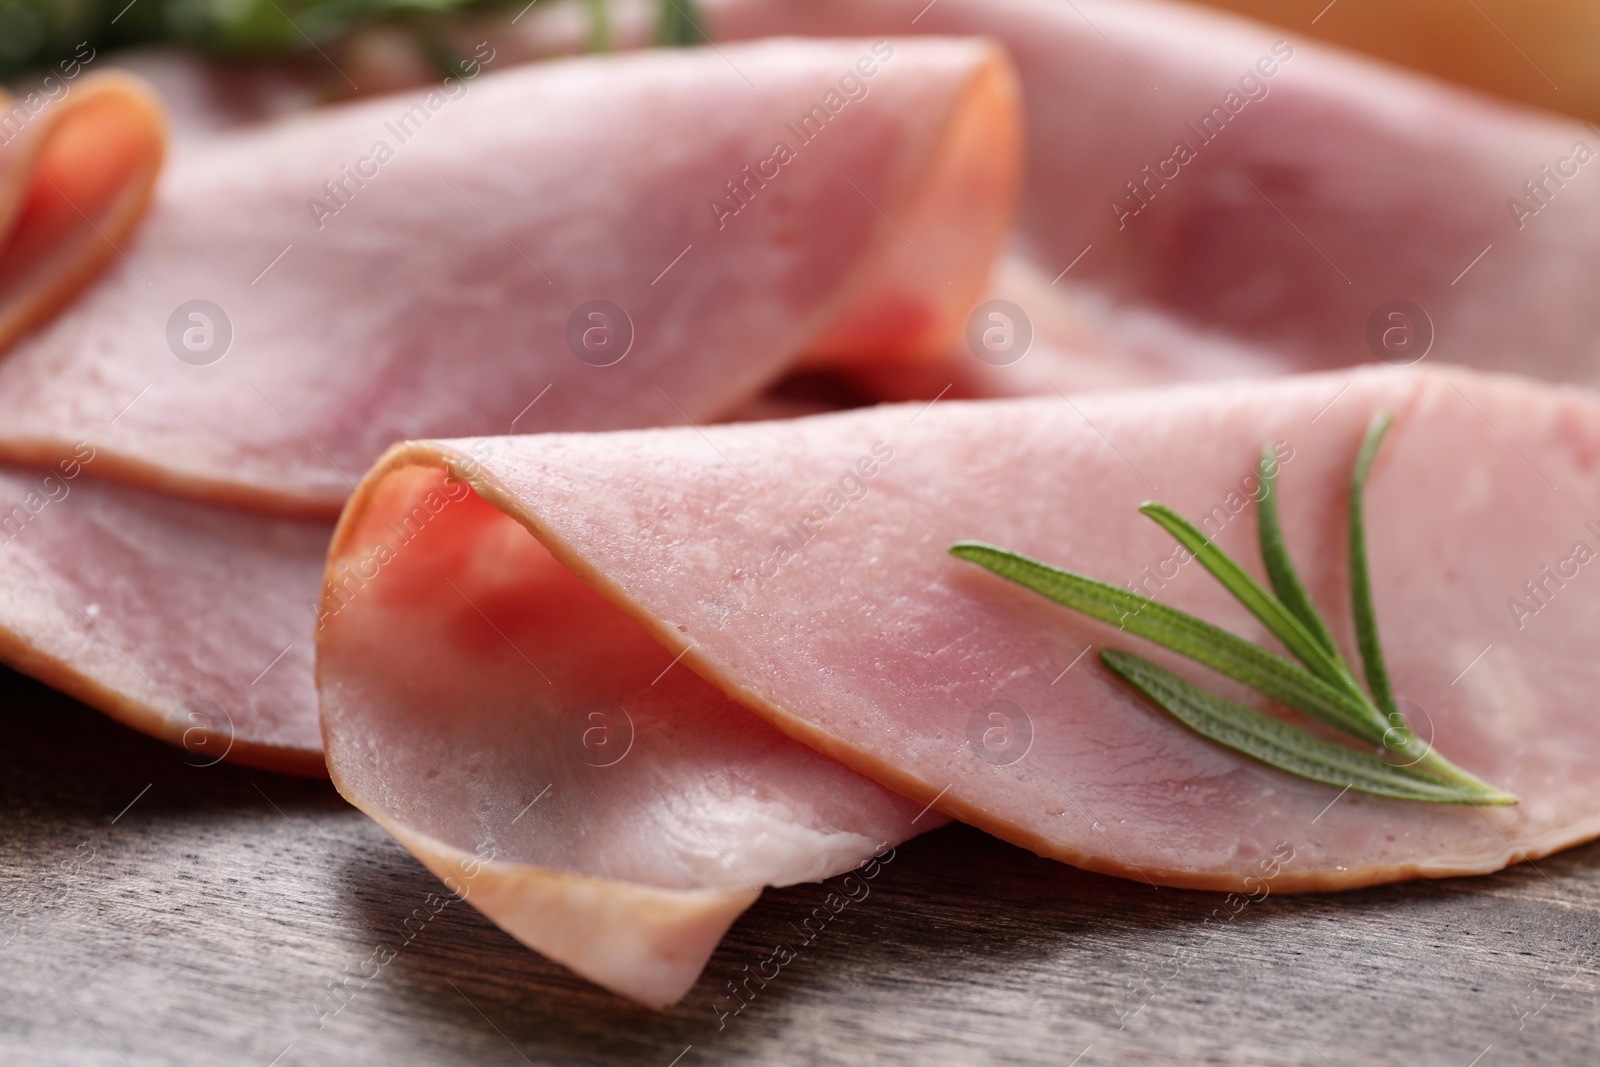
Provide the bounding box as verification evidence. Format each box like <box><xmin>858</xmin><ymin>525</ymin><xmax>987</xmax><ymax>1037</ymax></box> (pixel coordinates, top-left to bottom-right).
<box><xmin>0</xmin><ymin>39</ymin><xmax>1019</xmax><ymax>767</ymax></box>
<box><xmin>710</xmin><ymin>0</ymin><xmax>1600</xmax><ymax>388</ymax></box>
<box><xmin>0</xmin><ymin>72</ymin><xmax>164</xmax><ymax>353</ymax></box>
<box><xmin>318</xmin><ymin>461</ymin><xmax>940</xmax><ymax>1006</ymax></box>
<box><xmin>0</xmin><ymin>39</ymin><xmax>1018</xmax><ymax>514</ymax></box>
<box><xmin>335</xmin><ymin>366</ymin><xmax>1600</xmax><ymax>894</ymax></box>
<box><xmin>0</xmin><ymin>459</ymin><xmax>328</xmax><ymax>773</ymax></box>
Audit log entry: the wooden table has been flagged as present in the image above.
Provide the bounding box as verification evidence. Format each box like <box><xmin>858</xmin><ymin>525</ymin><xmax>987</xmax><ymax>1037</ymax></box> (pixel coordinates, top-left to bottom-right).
<box><xmin>3</xmin><ymin>667</ymin><xmax>1596</xmax><ymax>1066</ymax></box>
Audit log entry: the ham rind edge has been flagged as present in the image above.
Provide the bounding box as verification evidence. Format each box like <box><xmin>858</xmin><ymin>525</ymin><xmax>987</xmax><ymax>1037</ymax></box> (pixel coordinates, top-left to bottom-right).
<box><xmin>325</xmin><ymin>364</ymin><xmax>1600</xmax><ymax>902</ymax></box>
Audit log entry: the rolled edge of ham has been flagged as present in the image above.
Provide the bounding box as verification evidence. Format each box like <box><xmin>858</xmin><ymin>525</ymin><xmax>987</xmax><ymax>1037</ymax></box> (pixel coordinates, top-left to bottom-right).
<box><xmin>318</xmin><ymin>457</ymin><xmax>942</xmax><ymax>1006</ymax></box>
<box><xmin>801</xmin><ymin>38</ymin><xmax>1021</xmax><ymax>367</ymax></box>
<box><xmin>0</xmin><ymin>71</ymin><xmax>165</xmax><ymax>353</ymax></box>
<box><xmin>707</xmin><ymin>0</ymin><xmax>1600</xmax><ymax>392</ymax></box>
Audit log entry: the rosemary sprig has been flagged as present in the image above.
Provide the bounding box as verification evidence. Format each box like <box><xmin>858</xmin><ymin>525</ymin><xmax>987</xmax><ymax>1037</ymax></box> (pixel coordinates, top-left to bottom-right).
<box><xmin>951</xmin><ymin>413</ymin><xmax>1516</xmax><ymax>806</ymax></box>
<box><xmin>0</xmin><ymin>0</ymin><xmax>703</xmax><ymax>79</ymax></box>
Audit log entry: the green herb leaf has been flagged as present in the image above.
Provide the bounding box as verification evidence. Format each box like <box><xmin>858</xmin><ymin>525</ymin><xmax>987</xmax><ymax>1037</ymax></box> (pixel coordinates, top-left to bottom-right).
<box><xmin>656</xmin><ymin>0</ymin><xmax>703</xmax><ymax>46</ymax></box>
<box><xmin>1349</xmin><ymin>412</ymin><xmax>1399</xmax><ymax>720</ymax></box>
<box><xmin>950</xmin><ymin>542</ymin><xmax>1377</xmax><ymax>738</ymax></box>
<box><xmin>1256</xmin><ymin>444</ymin><xmax>1342</xmax><ymax>662</ymax></box>
<box><xmin>1100</xmin><ymin>650</ymin><xmax>1511</xmax><ymax>804</ymax></box>
<box><xmin>585</xmin><ymin>0</ymin><xmax>611</xmax><ymax>52</ymax></box>
<box><xmin>1137</xmin><ymin>503</ymin><xmax>1364</xmax><ymax>704</ymax></box>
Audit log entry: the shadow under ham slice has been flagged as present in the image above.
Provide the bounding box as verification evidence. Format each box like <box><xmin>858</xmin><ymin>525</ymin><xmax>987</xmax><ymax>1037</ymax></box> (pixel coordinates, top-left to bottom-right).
<box><xmin>0</xmin><ymin>38</ymin><xmax>1018</xmax><ymax>515</ymax></box>
<box><xmin>708</xmin><ymin>0</ymin><xmax>1600</xmax><ymax>390</ymax></box>
<box><xmin>324</xmin><ymin>365</ymin><xmax>1600</xmax><ymax>942</ymax></box>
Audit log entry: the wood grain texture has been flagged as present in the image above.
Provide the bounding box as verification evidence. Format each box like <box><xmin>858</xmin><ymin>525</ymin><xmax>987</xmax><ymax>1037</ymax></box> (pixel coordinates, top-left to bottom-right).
<box><xmin>3</xmin><ymin>666</ymin><xmax>1598</xmax><ymax>1066</ymax></box>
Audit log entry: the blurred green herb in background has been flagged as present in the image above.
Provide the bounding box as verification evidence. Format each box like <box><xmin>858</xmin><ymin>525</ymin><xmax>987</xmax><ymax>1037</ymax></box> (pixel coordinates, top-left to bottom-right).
<box><xmin>0</xmin><ymin>0</ymin><xmax>702</xmax><ymax>79</ymax></box>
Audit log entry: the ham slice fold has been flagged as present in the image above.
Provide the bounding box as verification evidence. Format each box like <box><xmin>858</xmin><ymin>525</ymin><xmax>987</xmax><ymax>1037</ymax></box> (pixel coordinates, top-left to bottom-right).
<box><xmin>707</xmin><ymin>0</ymin><xmax>1600</xmax><ymax>389</ymax></box>
<box><xmin>318</xmin><ymin>463</ymin><xmax>940</xmax><ymax>1005</ymax></box>
<box><xmin>0</xmin><ymin>38</ymin><xmax>1018</xmax><ymax>515</ymax></box>
<box><xmin>0</xmin><ymin>72</ymin><xmax>164</xmax><ymax>354</ymax></box>
<box><xmin>0</xmin><ymin>40</ymin><xmax>1020</xmax><ymax>769</ymax></box>
<box><xmin>323</xmin><ymin>363</ymin><xmax>1600</xmax><ymax>972</ymax></box>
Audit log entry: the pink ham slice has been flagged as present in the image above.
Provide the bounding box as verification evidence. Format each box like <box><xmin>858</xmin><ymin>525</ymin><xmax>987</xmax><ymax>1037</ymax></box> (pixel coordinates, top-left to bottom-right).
<box><xmin>318</xmin><ymin>460</ymin><xmax>941</xmax><ymax>1006</ymax></box>
<box><xmin>325</xmin><ymin>365</ymin><xmax>1600</xmax><ymax>914</ymax></box>
<box><xmin>0</xmin><ymin>38</ymin><xmax>1018</xmax><ymax>515</ymax></box>
<box><xmin>0</xmin><ymin>40</ymin><xmax>1019</xmax><ymax>769</ymax></box>
<box><xmin>0</xmin><ymin>457</ymin><xmax>329</xmax><ymax>774</ymax></box>
<box><xmin>706</xmin><ymin>0</ymin><xmax>1600</xmax><ymax>388</ymax></box>
<box><xmin>0</xmin><ymin>73</ymin><xmax>335</xmax><ymax>773</ymax></box>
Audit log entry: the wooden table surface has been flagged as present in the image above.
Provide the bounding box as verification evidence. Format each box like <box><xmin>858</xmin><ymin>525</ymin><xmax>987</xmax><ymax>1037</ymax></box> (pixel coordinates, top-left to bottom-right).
<box><xmin>3</xmin><ymin>667</ymin><xmax>1597</xmax><ymax>1066</ymax></box>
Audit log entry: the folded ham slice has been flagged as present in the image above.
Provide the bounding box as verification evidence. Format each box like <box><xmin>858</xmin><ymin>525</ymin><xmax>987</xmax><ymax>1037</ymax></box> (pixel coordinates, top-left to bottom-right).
<box><xmin>0</xmin><ymin>40</ymin><xmax>1020</xmax><ymax>769</ymax></box>
<box><xmin>708</xmin><ymin>0</ymin><xmax>1600</xmax><ymax>388</ymax></box>
<box><xmin>0</xmin><ymin>75</ymin><xmax>335</xmax><ymax>774</ymax></box>
<box><xmin>319</xmin><ymin>461</ymin><xmax>940</xmax><ymax>1004</ymax></box>
<box><xmin>324</xmin><ymin>365</ymin><xmax>1600</xmax><ymax>954</ymax></box>
<box><xmin>0</xmin><ymin>72</ymin><xmax>164</xmax><ymax>354</ymax></box>
<box><xmin>0</xmin><ymin>38</ymin><xmax>1018</xmax><ymax>514</ymax></box>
